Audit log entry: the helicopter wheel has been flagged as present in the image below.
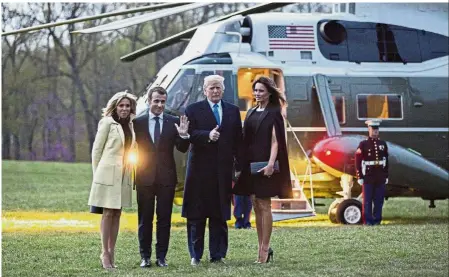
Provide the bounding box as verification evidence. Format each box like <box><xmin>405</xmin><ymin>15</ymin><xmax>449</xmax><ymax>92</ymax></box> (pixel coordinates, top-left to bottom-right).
<box><xmin>336</xmin><ymin>199</ymin><xmax>363</xmax><ymax>225</ymax></box>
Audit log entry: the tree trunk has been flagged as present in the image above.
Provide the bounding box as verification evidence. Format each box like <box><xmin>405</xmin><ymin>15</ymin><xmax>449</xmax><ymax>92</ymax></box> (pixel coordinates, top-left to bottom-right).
<box><xmin>13</xmin><ymin>134</ymin><xmax>20</xmax><ymax>160</ymax></box>
<box><xmin>67</xmin><ymin>83</ymin><xmax>76</xmax><ymax>162</ymax></box>
<box><xmin>27</xmin><ymin>119</ymin><xmax>37</xmax><ymax>160</ymax></box>
<box><xmin>42</xmin><ymin>120</ymin><xmax>48</xmax><ymax>159</ymax></box>
<box><xmin>2</xmin><ymin>129</ymin><xmax>11</xmax><ymax>159</ymax></box>
<box><xmin>72</xmin><ymin>70</ymin><xmax>96</xmax><ymax>152</ymax></box>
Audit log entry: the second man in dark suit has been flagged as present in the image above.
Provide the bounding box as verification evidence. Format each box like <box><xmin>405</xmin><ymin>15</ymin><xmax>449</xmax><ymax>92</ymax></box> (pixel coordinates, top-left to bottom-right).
<box><xmin>182</xmin><ymin>75</ymin><xmax>243</xmax><ymax>265</ymax></box>
<box><xmin>133</xmin><ymin>87</ymin><xmax>190</xmax><ymax>268</ymax></box>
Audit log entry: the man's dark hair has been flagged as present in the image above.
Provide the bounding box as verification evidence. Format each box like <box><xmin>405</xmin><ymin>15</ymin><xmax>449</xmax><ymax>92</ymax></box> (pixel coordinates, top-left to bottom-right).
<box><xmin>147</xmin><ymin>86</ymin><xmax>167</xmax><ymax>101</ymax></box>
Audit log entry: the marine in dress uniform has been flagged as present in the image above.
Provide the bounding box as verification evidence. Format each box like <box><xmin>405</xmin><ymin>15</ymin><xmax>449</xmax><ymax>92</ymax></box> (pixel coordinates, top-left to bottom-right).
<box><xmin>355</xmin><ymin>120</ymin><xmax>389</xmax><ymax>225</ymax></box>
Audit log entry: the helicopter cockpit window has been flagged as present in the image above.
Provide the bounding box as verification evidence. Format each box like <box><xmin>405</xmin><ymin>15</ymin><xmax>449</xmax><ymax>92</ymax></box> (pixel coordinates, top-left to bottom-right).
<box><xmin>223</xmin><ymin>22</ymin><xmax>241</xmax><ymax>43</ymax></box>
<box><xmin>357</xmin><ymin>94</ymin><xmax>403</xmax><ymax>120</ymax></box>
<box><xmin>190</xmin><ymin>70</ymin><xmax>235</xmax><ymax>104</ymax></box>
<box><xmin>166</xmin><ymin>68</ymin><xmax>195</xmax><ymax>113</ymax></box>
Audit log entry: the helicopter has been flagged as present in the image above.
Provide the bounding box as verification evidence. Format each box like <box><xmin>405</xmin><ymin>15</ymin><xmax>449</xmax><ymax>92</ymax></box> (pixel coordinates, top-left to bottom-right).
<box><xmin>3</xmin><ymin>2</ymin><xmax>448</xmax><ymax>224</ymax></box>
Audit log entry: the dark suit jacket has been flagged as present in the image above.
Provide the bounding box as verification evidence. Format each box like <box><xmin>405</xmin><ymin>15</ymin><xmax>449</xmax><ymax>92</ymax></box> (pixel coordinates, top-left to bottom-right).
<box><xmin>182</xmin><ymin>100</ymin><xmax>242</xmax><ymax>220</ymax></box>
<box><xmin>133</xmin><ymin>111</ymin><xmax>189</xmax><ymax>187</ymax></box>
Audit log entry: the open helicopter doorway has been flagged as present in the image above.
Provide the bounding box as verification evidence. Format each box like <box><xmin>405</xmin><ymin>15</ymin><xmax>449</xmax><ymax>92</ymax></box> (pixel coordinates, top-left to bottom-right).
<box><xmin>237</xmin><ymin>67</ymin><xmax>316</xmax><ymax>221</ymax></box>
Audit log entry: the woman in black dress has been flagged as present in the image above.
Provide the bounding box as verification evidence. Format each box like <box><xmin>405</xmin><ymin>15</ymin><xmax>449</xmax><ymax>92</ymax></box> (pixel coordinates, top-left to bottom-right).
<box><xmin>234</xmin><ymin>76</ymin><xmax>292</xmax><ymax>263</ymax></box>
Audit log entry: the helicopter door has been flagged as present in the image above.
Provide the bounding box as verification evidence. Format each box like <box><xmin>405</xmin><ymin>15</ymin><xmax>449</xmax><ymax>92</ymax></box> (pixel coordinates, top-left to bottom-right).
<box><xmin>237</xmin><ymin>68</ymin><xmax>316</xmax><ymax>221</ymax></box>
<box><xmin>236</xmin><ymin>68</ymin><xmax>285</xmax><ymax>120</ymax></box>
<box><xmin>313</xmin><ymin>74</ymin><xmax>342</xmax><ymax>137</ymax></box>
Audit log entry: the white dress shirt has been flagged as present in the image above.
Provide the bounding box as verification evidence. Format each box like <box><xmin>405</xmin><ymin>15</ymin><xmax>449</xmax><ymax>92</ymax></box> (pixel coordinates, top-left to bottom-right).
<box><xmin>148</xmin><ymin>110</ymin><xmax>190</xmax><ymax>140</ymax></box>
<box><xmin>148</xmin><ymin>111</ymin><xmax>163</xmax><ymax>142</ymax></box>
<box><xmin>207</xmin><ymin>99</ymin><xmax>222</xmax><ymax>125</ymax></box>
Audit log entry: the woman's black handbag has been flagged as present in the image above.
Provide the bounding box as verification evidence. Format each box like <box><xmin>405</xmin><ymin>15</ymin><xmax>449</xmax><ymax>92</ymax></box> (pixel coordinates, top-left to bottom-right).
<box><xmin>250</xmin><ymin>160</ymin><xmax>280</xmax><ymax>175</ymax></box>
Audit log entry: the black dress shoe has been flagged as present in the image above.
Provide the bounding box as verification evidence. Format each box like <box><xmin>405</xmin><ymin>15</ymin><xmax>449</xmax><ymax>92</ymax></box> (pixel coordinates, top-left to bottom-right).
<box><xmin>191</xmin><ymin>258</ymin><xmax>200</xmax><ymax>266</ymax></box>
<box><xmin>210</xmin><ymin>258</ymin><xmax>225</xmax><ymax>264</ymax></box>
<box><xmin>155</xmin><ymin>258</ymin><xmax>168</xmax><ymax>267</ymax></box>
<box><xmin>140</xmin><ymin>258</ymin><xmax>152</xmax><ymax>268</ymax></box>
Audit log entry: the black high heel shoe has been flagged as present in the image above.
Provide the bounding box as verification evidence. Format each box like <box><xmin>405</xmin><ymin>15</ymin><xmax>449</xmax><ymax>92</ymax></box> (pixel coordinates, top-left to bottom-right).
<box><xmin>256</xmin><ymin>248</ymin><xmax>274</xmax><ymax>264</ymax></box>
<box><xmin>266</xmin><ymin>248</ymin><xmax>274</xmax><ymax>263</ymax></box>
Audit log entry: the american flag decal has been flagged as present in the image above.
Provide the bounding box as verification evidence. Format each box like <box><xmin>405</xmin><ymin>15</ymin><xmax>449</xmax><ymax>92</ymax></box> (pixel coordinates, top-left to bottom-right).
<box><xmin>268</xmin><ymin>25</ymin><xmax>315</xmax><ymax>50</ymax></box>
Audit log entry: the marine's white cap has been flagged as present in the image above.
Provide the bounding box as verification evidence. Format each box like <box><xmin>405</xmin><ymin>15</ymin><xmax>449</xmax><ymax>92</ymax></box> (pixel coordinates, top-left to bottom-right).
<box><xmin>365</xmin><ymin>119</ymin><xmax>381</xmax><ymax>128</ymax></box>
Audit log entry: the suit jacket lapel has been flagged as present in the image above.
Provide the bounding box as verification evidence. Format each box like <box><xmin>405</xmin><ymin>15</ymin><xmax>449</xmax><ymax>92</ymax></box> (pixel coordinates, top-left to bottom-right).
<box><xmin>200</xmin><ymin>100</ymin><xmax>218</xmax><ymax>127</ymax></box>
<box><xmin>139</xmin><ymin>113</ymin><xmax>154</xmax><ymax>145</ymax></box>
<box><xmin>220</xmin><ymin>101</ymin><xmax>232</xmax><ymax>129</ymax></box>
<box><xmin>245</xmin><ymin>107</ymin><xmax>256</xmax><ymax>122</ymax></box>
<box><xmin>243</xmin><ymin>107</ymin><xmax>256</xmax><ymax>137</ymax></box>
<box><xmin>159</xmin><ymin>116</ymin><xmax>171</xmax><ymax>142</ymax></box>
<box><xmin>255</xmin><ymin>107</ymin><xmax>269</xmax><ymax>135</ymax></box>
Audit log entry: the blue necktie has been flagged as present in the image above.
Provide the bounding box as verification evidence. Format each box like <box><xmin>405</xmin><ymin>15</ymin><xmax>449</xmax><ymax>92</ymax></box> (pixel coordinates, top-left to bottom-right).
<box><xmin>154</xmin><ymin>116</ymin><xmax>160</xmax><ymax>145</ymax></box>
<box><xmin>213</xmin><ymin>103</ymin><xmax>220</xmax><ymax>125</ymax></box>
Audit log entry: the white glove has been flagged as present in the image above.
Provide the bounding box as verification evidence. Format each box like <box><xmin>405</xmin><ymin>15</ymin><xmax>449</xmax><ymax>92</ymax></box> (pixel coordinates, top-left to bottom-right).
<box><xmin>357</xmin><ymin>179</ymin><xmax>364</xmax><ymax>186</ymax></box>
<box><xmin>386</xmin><ymin>178</ymin><xmax>389</xmax><ymax>184</ymax></box>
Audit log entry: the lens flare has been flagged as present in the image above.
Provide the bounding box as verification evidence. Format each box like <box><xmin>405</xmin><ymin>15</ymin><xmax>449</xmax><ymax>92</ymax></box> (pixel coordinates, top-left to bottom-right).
<box><xmin>128</xmin><ymin>152</ymin><xmax>137</xmax><ymax>164</ymax></box>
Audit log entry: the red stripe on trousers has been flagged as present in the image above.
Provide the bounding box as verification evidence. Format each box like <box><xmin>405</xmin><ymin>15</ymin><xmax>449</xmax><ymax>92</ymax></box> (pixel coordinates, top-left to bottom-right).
<box><xmin>361</xmin><ymin>183</ymin><xmax>366</xmax><ymax>224</ymax></box>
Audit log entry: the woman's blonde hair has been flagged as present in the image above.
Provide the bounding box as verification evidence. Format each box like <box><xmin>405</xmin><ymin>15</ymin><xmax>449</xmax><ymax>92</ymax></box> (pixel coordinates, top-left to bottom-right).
<box><xmin>102</xmin><ymin>90</ymin><xmax>138</xmax><ymax>117</ymax></box>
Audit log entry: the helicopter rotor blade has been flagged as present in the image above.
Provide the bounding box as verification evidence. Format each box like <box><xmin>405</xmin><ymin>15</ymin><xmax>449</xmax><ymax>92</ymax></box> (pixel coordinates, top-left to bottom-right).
<box><xmin>72</xmin><ymin>2</ymin><xmax>212</xmax><ymax>34</ymax></box>
<box><xmin>120</xmin><ymin>2</ymin><xmax>291</xmax><ymax>62</ymax></box>
<box><xmin>1</xmin><ymin>2</ymin><xmax>188</xmax><ymax>36</ymax></box>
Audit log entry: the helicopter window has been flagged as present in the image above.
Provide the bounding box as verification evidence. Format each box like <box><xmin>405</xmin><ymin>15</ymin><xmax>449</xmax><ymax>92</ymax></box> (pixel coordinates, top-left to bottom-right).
<box><xmin>348</xmin><ymin>3</ymin><xmax>356</xmax><ymax>14</ymax></box>
<box><xmin>346</xmin><ymin>28</ymin><xmax>380</xmax><ymax>62</ymax></box>
<box><xmin>332</xmin><ymin>95</ymin><xmax>346</xmax><ymax>124</ymax></box>
<box><xmin>375</xmin><ymin>25</ymin><xmax>421</xmax><ymax>63</ymax></box>
<box><xmin>423</xmin><ymin>32</ymin><xmax>449</xmax><ymax>60</ymax></box>
<box><xmin>166</xmin><ymin>68</ymin><xmax>196</xmax><ymax>113</ymax></box>
<box><xmin>186</xmin><ymin>53</ymin><xmax>232</xmax><ymax>65</ymax></box>
<box><xmin>189</xmin><ymin>70</ymin><xmax>236</xmax><ymax>105</ymax></box>
<box><xmin>301</xmin><ymin>51</ymin><xmax>313</xmax><ymax>60</ymax></box>
<box><xmin>357</xmin><ymin>94</ymin><xmax>403</xmax><ymax>120</ymax></box>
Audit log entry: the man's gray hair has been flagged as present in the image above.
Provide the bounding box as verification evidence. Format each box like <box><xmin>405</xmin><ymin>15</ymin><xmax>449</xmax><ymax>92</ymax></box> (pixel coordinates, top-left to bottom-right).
<box><xmin>203</xmin><ymin>75</ymin><xmax>225</xmax><ymax>90</ymax></box>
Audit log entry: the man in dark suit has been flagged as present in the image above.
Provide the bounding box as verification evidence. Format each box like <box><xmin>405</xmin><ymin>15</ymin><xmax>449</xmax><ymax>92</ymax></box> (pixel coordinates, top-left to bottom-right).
<box><xmin>355</xmin><ymin>119</ymin><xmax>389</xmax><ymax>225</ymax></box>
<box><xmin>133</xmin><ymin>87</ymin><xmax>190</xmax><ymax>268</ymax></box>
<box><xmin>182</xmin><ymin>75</ymin><xmax>243</xmax><ymax>265</ymax></box>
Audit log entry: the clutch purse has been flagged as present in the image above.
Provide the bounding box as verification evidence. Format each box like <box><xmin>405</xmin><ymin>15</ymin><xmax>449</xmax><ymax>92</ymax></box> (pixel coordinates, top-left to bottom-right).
<box><xmin>250</xmin><ymin>161</ymin><xmax>280</xmax><ymax>175</ymax></box>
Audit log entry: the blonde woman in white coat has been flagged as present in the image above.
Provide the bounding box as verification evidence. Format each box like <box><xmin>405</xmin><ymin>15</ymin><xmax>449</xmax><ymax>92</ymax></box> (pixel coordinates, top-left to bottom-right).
<box><xmin>88</xmin><ymin>91</ymin><xmax>137</xmax><ymax>269</ymax></box>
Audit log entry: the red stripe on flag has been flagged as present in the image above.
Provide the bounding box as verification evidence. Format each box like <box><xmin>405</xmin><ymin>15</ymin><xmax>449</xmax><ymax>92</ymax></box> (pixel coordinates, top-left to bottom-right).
<box><xmin>270</xmin><ymin>43</ymin><xmax>315</xmax><ymax>46</ymax></box>
<box><xmin>270</xmin><ymin>39</ymin><xmax>315</xmax><ymax>42</ymax></box>
<box><xmin>269</xmin><ymin>47</ymin><xmax>316</xmax><ymax>50</ymax></box>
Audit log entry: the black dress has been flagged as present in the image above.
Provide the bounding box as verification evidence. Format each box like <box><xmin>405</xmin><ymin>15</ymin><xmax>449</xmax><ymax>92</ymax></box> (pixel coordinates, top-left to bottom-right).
<box><xmin>233</xmin><ymin>106</ymin><xmax>292</xmax><ymax>199</ymax></box>
<box><xmin>90</xmin><ymin>115</ymin><xmax>132</xmax><ymax>214</ymax></box>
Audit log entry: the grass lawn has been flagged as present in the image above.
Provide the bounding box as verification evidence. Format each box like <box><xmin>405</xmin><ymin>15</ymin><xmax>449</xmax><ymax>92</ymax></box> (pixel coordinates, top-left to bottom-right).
<box><xmin>2</xmin><ymin>160</ymin><xmax>449</xmax><ymax>277</ymax></box>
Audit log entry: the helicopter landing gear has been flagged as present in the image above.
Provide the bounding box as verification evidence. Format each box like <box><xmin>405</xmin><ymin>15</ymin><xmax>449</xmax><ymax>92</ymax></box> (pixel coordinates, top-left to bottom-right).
<box><xmin>328</xmin><ymin>174</ymin><xmax>363</xmax><ymax>224</ymax></box>
<box><xmin>429</xmin><ymin>199</ymin><xmax>436</xmax><ymax>208</ymax></box>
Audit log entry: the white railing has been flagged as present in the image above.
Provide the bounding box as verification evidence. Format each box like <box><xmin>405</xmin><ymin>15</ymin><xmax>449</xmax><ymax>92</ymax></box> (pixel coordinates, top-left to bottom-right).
<box><xmin>286</xmin><ymin>119</ymin><xmax>315</xmax><ymax>211</ymax></box>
